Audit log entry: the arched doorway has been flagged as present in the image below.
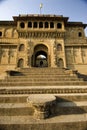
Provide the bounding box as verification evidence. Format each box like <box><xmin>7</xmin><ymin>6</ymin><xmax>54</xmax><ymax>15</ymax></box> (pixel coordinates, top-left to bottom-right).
<box><xmin>57</xmin><ymin>58</ymin><xmax>64</xmax><ymax>68</ymax></box>
<box><xmin>17</xmin><ymin>58</ymin><xmax>24</xmax><ymax>68</ymax></box>
<box><xmin>32</xmin><ymin>44</ymin><xmax>48</xmax><ymax>67</ymax></box>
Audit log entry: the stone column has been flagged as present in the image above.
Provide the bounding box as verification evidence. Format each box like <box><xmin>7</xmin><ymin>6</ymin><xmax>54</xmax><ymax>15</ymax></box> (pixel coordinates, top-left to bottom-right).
<box><xmin>52</xmin><ymin>40</ymin><xmax>57</xmax><ymax>67</ymax></box>
<box><xmin>27</xmin><ymin>40</ymin><xmax>33</xmax><ymax>67</ymax></box>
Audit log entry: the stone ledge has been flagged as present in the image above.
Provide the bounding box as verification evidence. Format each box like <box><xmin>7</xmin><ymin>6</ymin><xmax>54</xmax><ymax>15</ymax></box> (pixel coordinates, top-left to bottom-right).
<box><xmin>0</xmin><ymin>114</ymin><xmax>87</xmax><ymax>124</ymax></box>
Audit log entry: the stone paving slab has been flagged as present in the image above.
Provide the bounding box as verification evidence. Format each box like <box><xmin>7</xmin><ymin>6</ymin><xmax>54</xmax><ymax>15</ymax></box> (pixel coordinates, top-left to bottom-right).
<box><xmin>0</xmin><ymin>101</ymin><xmax>87</xmax><ymax>108</ymax></box>
<box><xmin>0</xmin><ymin>103</ymin><xmax>28</xmax><ymax>108</ymax></box>
<box><xmin>0</xmin><ymin>114</ymin><xmax>87</xmax><ymax>124</ymax></box>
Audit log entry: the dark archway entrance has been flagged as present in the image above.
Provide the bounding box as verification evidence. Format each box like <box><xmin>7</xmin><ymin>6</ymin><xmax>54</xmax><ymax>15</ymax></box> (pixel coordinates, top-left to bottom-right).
<box><xmin>32</xmin><ymin>44</ymin><xmax>48</xmax><ymax>67</ymax></box>
<box><xmin>35</xmin><ymin>51</ymin><xmax>48</xmax><ymax>67</ymax></box>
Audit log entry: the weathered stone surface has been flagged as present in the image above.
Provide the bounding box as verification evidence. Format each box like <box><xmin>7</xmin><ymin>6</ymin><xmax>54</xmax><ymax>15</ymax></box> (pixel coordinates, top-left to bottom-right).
<box><xmin>27</xmin><ymin>94</ymin><xmax>56</xmax><ymax>119</ymax></box>
<box><xmin>0</xmin><ymin>14</ymin><xmax>87</xmax><ymax>73</ymax></box>
<box><xmin>0</xmin><ymin>14</ymin><xmax>87</xmax><ymax>130</ymax></box>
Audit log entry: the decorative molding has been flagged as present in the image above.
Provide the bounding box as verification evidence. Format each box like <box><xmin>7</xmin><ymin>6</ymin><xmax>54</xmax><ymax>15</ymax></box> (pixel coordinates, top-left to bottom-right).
<box><xmin>18</xmin><ymin>31</ymin><xmax>65</xmax><ymax>39</ymax></box>
<box><xmin>0</xmin><ymin>88</ymin><xmax>87</xmax><ymax>95</ymax></box>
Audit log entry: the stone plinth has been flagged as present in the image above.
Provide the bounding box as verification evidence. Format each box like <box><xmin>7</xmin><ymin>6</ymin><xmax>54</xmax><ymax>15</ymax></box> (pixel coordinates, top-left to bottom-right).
<box><xmin>27</xmin><ymin>94</ymin><xmax>56</xmax><ymax>119</ymax></box>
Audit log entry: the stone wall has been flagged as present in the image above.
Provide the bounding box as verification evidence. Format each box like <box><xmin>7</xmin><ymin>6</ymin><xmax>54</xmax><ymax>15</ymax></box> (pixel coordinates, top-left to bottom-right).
<box><xmin>0</xmin><ymin>15</ymin><xmax>87</xmax><ymax>74</ymax></box>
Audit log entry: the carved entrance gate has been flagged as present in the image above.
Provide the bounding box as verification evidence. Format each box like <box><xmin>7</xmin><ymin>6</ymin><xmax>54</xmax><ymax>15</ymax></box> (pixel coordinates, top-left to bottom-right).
<box><xmin>32</xmin><ymin>44</ymin><xmax>49</xmax><ymax>67</ymax></box>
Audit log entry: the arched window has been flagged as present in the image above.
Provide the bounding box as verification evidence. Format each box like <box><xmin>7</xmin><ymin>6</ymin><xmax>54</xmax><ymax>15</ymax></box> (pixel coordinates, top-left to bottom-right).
<box><xmin>50</xmin><ymin>22</ymin><xmax>54</xmax><ymax>28</ymax></box>
<box><xmin>33</xmin><ymin>22</ymin><xmax>38</xmax><ymax>28</ymax></box>
<box><xmin>20</xmin><ymin>22</ymin><xmax>25</xmax><ymax>28</ymax></box>
<box><xmin>57</xmin><ymin>44</ymin><xmax>62</xmax><ymax>51</ymax></box>
<box><xmin>19</xmin><ymin>44</ymin><xmax>25</xmax><ymax>51</ymax></box>
<box><xmin>57</xmin><ymin>23</ymin><xmax>62</xmax><ymax>29</ymax></box>
<box><xmin>45</xmin><ymin>22</ymin><xmax>49</xmax><ymax>28</ymax></box>
<box><xmin>28</xmin><ymin>22</ymin><xmax>32</xmax><ymax>28</ymax></box>
<box><xmin>39</xmin><ymin>22</ymin><xmax>43</xmax><ymax>28</ymax></box>
<box><xmin>78</xmin><ymin>32</ymin><xmax>82</xmax><ymax>37</ymax></box>
<box><xmin>57</xmin><ymin>58</ymin><xmax>64</xmax><ymax>68</ymax></box>
<box><xmin>17</xmin><ymin>58</ymin><xmax>24</xmax><ymax>68</ymax></box>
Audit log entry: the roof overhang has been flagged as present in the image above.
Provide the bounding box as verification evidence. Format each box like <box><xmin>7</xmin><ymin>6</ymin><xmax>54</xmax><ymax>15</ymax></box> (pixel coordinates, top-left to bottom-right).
<box><xmin>13</xmin><ymin>14</ymin><xmax>69</xmax><ymax>22</ymax></box>
<box><xmin>66</xmin><ymin>22</ymin><xmax>87</xmax><ymax>28</ymax></box>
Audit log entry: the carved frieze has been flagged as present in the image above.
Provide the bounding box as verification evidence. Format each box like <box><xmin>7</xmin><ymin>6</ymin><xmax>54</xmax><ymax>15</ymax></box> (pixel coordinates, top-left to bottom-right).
<box><xmin>18</xmin><ymin>31</ymin><xmax>65</xmax><ymax>39</ymax></box>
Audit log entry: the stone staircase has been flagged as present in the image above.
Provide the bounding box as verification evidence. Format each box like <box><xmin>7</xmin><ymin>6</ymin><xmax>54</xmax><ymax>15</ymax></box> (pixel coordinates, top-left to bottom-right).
<box><xmin>0</xmin><ymin>68</ymin><xmax>87</xmax><ymax>87</ymax></box>
<box><xmin>0</xmin><ymin>94</ymin><xmax>87</xmax><ymax>130</ymax></box>
<box><xmin>0</xmin><ymin>68</ymin><xmax>87</xmax><ymax>130</ymax></box>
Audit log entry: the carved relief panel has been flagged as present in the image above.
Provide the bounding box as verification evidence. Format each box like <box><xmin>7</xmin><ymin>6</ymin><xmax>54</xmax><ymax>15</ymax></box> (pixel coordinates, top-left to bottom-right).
<box><xmin>81</xmin><ymin>47</ymin><xmax>87</xmax><ymax>63</ymax></box>
<box><xmin>65</xmin><ymin>48</ymin><xmax>74</xmax><ymax>65</ymax></box>
<box><xmin>73</xmin><ymin>47</ymin><xmax>82</xmax><ymax>63</ymax></box>
<box><xmin>1</xmin><ymin>49</ymin><xmax>9</xmax><ymax>64</ymax></box>
<box><xmin>9</xmin><ymin>49</ymin><xmax>17</xmax><ymax>64</ymax></box>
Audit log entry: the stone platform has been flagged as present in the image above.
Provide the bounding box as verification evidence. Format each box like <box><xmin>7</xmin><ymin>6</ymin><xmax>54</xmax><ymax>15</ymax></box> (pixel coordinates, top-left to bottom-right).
<box><xmin>0</xmin><ymin>68</ymin><xmax>87</xmax><ymax>129</ymax></box>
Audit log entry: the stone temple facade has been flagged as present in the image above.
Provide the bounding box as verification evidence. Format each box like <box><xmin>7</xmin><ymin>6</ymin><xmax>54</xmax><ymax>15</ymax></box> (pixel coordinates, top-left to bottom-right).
<box><xmin>0</xmin><ymin>14</ymin><xmax>87</xmax><ymax>74</ymax></box>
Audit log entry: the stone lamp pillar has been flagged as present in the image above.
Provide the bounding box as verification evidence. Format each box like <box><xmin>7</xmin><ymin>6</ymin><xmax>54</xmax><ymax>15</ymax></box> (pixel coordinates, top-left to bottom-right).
<box><xmin>27</xmin><ymin>94</ymin><xmax>56</xmax><ymax>119</ymax></box>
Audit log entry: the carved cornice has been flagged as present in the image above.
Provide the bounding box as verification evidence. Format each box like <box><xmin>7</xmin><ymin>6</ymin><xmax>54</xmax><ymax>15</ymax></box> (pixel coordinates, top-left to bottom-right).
<box><xmin>18</xmin><ymin>31</ymin><xmax>65</xmax><ymax>39</ymax></box>
<box><xmin>13</xmin><ymin>14</ymin><xmax>68</xmax><ymax>22</ymax></box>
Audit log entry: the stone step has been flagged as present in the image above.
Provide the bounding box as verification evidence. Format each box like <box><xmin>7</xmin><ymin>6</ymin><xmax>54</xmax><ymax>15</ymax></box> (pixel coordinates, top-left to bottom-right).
<box><xmin>0</xmin><ymin>81</ymin><xmax>86</xmax><ymax>86</ymax></box>
<box><xmin>0</xmin><ymin>95</ymin><xmax>27</xmax><ymax>103</ymax></box>
<box><xmin>14</xmin><ymin>68</ymin><xmax>75</xmax><ymax>75</ymax></box>
<box><xmin>0</xmin><ymin>94</ymin><xmax>87</xmax><ymax>103</ymax></box>
<box><xmin>21</xmin><ymin>72</ymin><xmax>67</xmax><ymax>75</ymax></box>
<box><xmin>20</xmin><ymin>68</ymin><xmax>65</xmax><ymax>72</ymax></box>
<box><xmin>0</xmin><ymin>114</ymin><xmax>87</xmax><ymax>130</ymax></box>
<box><xmin>19</xmin><ymin>68</ymin><xmax>76</xmax><ymax>76</ymax></box>
<box><xmin>0</xmin><ymin>101</ymin><xmax>87</xmax><ymax>116</ymax></box>
<box><xmin>56</xmin><ymin>93</ymin><xmax>87</xmax><ymax>102</ymax></box>
<box><xmin>8</xmin><ymin>75</ymin><xmax>78</xmax><ymax>78</ymax></box>
<box><xmin>19</xmin><ymin>68</ymin><xmax>65</xmax><ymax>73</ymax></box>
<box><xmin>57</xmin><ymin>101</ymin><xmax>87</xmax><ymax>107</ymax></box>
<box><xmin>56</xmin><ymin>101</ymin><xmax>87</xmax><ymax>115</ymax></box>
<box><xmin>2</xmin><ymin>77</ymin><xmax>82</xmax><ymax>82</ymax></box>
<box><xmin>20</xmin><ymin>71</ymin><xmax>73</xmax><ymax>75</ymax></box>
<box><xmin>0</xmin><ymin>103</ymin><xmax>34</xmax><ymax>116</ymax></box>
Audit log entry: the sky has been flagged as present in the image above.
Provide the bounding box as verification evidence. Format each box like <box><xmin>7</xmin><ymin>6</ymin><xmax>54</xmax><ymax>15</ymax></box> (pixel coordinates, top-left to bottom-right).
<box><xmin>0</xmin><ymin>0</ymin><xmax>87</xmax><ymax>35</ymax></box>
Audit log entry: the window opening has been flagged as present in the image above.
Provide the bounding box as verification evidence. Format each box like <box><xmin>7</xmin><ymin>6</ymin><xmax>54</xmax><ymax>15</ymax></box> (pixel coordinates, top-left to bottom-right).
<box><xmin>20</xmin><ymin>22</ymin><xmax>25</xmax><ymax>28</ymax></box>
<box><xmin>0</xmin><ymin>31</ymin><xmax>2</xmax><ymax>37</ymax></box>
<box><xmin>28</xmin><ymin>22</ymin><xmax>32</xmax><ymax>28</ymax></box>
<box><xmin>39</xmin><ymin>22</ymin><xmax>43</xmax><ymax>28</ymax></box>
<box><xmin>50</xmin><ymin>22</ymin><xmax>54</xmax><ymax>28</ymax></box>
<box><xmin>57</xmin><ymin>23</ymin><xmax>62</xmax><ymax>29</ymax></box>
<box><xmin>33</xmin><ymin>22</ymin><xmax>38</xmax><ymax>28</ymax></box>
<box><xmin>45</xmin><ymin>22</ymin><xmax>49</xmax><ymax>28</ymax></box>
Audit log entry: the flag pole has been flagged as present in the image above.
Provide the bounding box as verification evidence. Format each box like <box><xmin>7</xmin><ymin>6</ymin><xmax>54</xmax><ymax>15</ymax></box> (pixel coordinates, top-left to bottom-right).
<box><xmin>40</xmin><ymin>3</ymin><xmax>43</xmax><ymax>14</ymax></box>
<box><xmin>40</xmin><ymin>7</ymin><xmax>41</xmax><ymax>14</ymax></box>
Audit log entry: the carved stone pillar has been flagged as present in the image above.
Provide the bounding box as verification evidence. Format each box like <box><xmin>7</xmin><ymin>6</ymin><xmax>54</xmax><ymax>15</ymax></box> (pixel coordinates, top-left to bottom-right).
<box><xmin>27</xmin><ymin>94</ymin><xmax>56</xmax><ymax>119</ymax></box>
<box><xmin>27</xmin><ymin>41</ymin><xmax>33</xmax><ymax>67</ymax></box>
<box><xmin>53</xmin><ymin>41</ymin><xmax>57</xmax><ymax>67</ymax></box>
